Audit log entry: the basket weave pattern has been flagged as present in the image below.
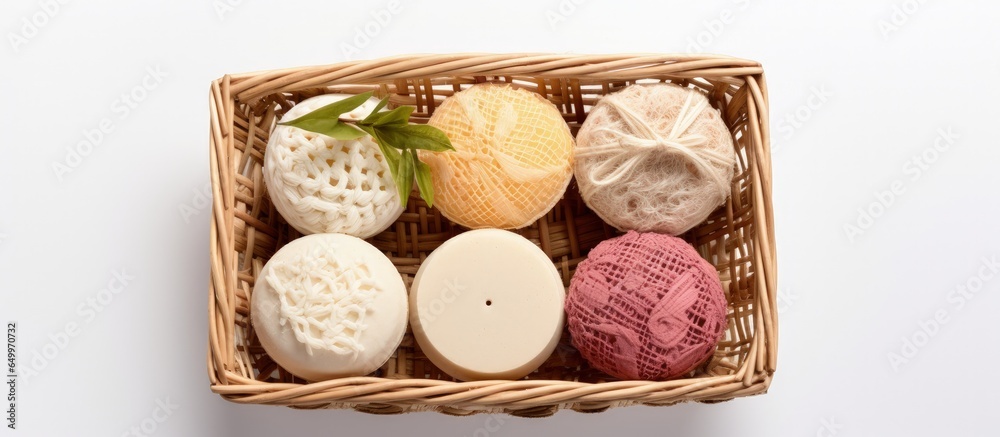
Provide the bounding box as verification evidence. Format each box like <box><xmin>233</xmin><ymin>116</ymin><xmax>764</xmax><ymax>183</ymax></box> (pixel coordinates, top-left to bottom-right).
<box><xmin>208</xmin><ymin>54</ymin><xmax>776</xmax><ymax>416</ymax></box>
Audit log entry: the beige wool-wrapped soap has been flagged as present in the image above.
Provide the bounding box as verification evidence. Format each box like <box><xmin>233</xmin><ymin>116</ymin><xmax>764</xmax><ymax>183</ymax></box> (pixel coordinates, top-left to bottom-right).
<box><xmin>574</xmin><ymin>84</ymin><xmax>735</xmax><ymax>235</ymax></box>
<box><xmin>419</xmin><ymin>84</ymin><xmax>574</xmax><ymax>229</ymax></box>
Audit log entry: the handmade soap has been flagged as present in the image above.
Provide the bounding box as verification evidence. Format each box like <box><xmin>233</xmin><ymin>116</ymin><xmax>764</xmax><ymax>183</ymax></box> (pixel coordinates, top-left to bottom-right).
<box><xmin>264</xmin><ymin>94</ymin><xmax>403</xmax><ymax>238</ymax></box>
<box><xmin>565</xmin><ymin>231</ymin><xmax>727</xmax><ymax>381</ymax></box>
<box><xmin>574</xmin><ymin>84</ymin><xmax>736</xmax><ymax>235</ymax></box>
<box><xmin>420</xmin><ymin>84</ymin><xmax>574</xmax><ymax>230</ymax></box>
<box><xmin>251</xmin><ymin>233</ymin><xmax>407</xmax><ymax>381</ymax></box>
<box><xmin>409</xmin><ymin>229</ymin><xmax>564</xmax><ymax>381</ymax></box>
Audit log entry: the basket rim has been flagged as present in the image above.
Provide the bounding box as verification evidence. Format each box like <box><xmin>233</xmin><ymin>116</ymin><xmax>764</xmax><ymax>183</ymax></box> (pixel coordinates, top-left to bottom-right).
<box><xmin>224</xmin><ymin>52</ymin><xmax>763</xmax><ymax>82</ymax></box>
<box><xmin>207</xmin><ymin>52</ymin><xmax>776</xmax><ymax>415</ymax></box>
<box><xmin>218</xmin><ymin>52</ymin><xmax>765</xmax><ymax>103</ymax></box>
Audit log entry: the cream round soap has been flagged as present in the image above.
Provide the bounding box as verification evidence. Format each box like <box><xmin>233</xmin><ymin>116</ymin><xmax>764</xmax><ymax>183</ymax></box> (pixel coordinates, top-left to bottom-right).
<box><xmin>251</xmin><ymin>233</ymin><xmax>407</xmax><ymax>381</ymax></box>
<box><xmin>264</xmin><ymin>94</ymin><xmax>404</xmax><ymax>238</ymax></box>
<box><xmin>409</xmin><ymin>229</ymin><xmax>565</xmax><ymax>381</ymax></box>
<box><xmin>419</xmin><ymin>84</ymin><xmax>574</xmax><ymax>230</ymax></box>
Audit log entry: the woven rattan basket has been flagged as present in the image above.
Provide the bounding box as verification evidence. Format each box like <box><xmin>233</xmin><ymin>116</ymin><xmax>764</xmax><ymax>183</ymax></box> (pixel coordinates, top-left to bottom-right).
<box><xmin>207</xmin><ymin>53</ymin><xmax>776</xmax><ymax>416</ymax></box>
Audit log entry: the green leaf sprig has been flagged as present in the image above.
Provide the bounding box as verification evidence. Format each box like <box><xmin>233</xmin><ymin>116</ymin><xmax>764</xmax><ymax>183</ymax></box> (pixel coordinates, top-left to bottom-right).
<box><xmin>278</xmin><ymin>91</ymin><xmax>454</xmax><ymax>208</ymax></box>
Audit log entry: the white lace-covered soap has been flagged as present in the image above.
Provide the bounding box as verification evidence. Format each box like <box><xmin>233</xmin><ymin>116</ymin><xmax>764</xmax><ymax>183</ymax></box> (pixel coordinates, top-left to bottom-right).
<box><xmin>264</xmin><ymin>94</ymin><xmax>404</xmax><ymax>238</ymax></box>
<box><xmin>409</xmin><ymin>229</ymin><xmax>565</xmax><ymax>381</ymax></box>
<box><xmin>251</xmin><ymin>233</ymin><xmax>407</xmax><ymax>381</ymax></box>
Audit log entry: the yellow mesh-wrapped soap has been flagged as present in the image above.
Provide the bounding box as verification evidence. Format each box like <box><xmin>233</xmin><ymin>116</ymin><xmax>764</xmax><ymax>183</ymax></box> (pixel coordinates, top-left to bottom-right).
<box><xmin>419</xmin><ymin>84</ymin><xmax>574</xmax><ymax>229</ymax></box>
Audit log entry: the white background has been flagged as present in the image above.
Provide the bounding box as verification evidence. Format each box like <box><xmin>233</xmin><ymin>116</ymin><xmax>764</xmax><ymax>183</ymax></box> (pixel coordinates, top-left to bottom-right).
<box><xmin>2</xmin><ymin>0</ymin><xmax>999</xmax><ymax>436</ymax></box>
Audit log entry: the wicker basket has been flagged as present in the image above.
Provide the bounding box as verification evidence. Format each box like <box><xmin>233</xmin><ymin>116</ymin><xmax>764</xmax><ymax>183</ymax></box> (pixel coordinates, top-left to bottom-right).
<box><xmin>207</xmin><ymin>53</ymin><xmax>776</xmax><ymax>416</ymax></box>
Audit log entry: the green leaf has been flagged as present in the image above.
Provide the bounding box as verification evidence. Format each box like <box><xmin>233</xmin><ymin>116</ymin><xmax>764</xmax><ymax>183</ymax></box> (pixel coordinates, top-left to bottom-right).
<box><xmin>396</xmin><ymin>149</ymin><xmax>414</xmax><ymax>208</ymax></box>
<box><xmin>413</xmin><ymin>153</ymin><xmax>434</xmax><ymax>208</ymax></box>
<box><xmin>282</xmin><ymin>119</ymin><xmax>366</xmax><ymax>140</ymax></box>
<box><xmin>357</xmin><ymin>124</ymin><xmax>399</xmax><ymax>177</ymax></box>
<box><xmin>376</xmin><ymin>124</ymin><xmax>455</xmax><ymax>152</ymax></box>
<box><xmin>376</xmin><ymin>139</ymin><xmax>401</xmax><ymax>178</ymax></box>
<box><xmin>360</xmin><ymin>97</ymin><xmax>390</xmax><ymax>125</ymax></box>
<box><xmin>355</xmin><ymin>122</ymin><xmax>376</xmax><ymax>138</ymax></box>
<box><xmin>370</xmin><ymin>105</ymin><xmax>415</xmax><ymax>128</ymax></box>
<box><xmin>275</xmin><ymin>92</ymin><xmax>453</xmax><ymax>210</ymax></box>
<box><xmin>278</xmin><ymin>91</ymin><xmax>374</xmax><ymax>127</ymax></box>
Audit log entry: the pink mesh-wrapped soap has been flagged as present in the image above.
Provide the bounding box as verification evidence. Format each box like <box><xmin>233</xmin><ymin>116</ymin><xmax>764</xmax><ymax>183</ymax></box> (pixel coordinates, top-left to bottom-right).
<box><xmin>565</xmin><ymin>231</ymin><xmax>727</xmax><ymax>381</ymax></box>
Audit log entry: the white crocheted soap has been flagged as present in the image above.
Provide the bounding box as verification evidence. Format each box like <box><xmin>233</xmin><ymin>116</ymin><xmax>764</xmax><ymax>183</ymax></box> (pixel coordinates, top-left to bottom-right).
<box><xmin>264</xmin><ymin>94</ymin><xmax>404</xmax><ymax>238</ymax></box>
<box><xmin>251</xmin><ymin>233</ymin><xmax>408</xmax><ymax>381</ymax></box>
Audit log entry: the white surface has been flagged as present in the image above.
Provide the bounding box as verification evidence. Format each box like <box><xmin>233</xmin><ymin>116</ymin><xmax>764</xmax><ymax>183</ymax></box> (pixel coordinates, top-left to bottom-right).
<box><xmin>409</xmin><ymin>230</ymin><xmax>564</xmax><ymax>381</ymax></box>
<box><xmin>1</xmin><ymin>0</ymin><xmax>998</xmax><ymax>436</ymax></box>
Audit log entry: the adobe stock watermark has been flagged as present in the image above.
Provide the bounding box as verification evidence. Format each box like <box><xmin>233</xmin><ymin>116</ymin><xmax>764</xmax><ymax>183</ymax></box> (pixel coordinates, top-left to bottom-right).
<box><xmin>178</xmin><ymin>182</ymin><xmax>212</xmax><ymax>224</ymax></box>
<box><xmin>6</xmin><ymin>0</ymin><xmax>70</xmax><ymax>54</ymax></box>
<box><xmin>339</xmin><ymin>0</ymin><xmax>402</xmax><ymax>61</ymax></box>
<box><xmin>6</xmin><ymin>322</ymin><xmax>15</xmax><ymax>430</ymax></box>
<box><xmin>467</xmin><ymin>414</ymin><xmax>507</xmax><ymax>437</ymax></box>
<box><xmin>51</xmin><ymin>65</ymin><xmax>168</xmax><ymax>181</ymax></box>
<box><xmin>545</xmin><ymin>0</ymin><xmax>588</xmax><ymax>30</ymax></box>
<box><xmin>213</xmin><ymin>0</ymin><xmax>247</xmax><ymax>21</ymax></box>
<box><xmin>813</xmin><ymin>417</ymin><xmax>844</xmax><ymax>437</ymax></box>
<box><xmin>772</xmin><ymin>85</ymin><xmax>833</xmax><ymax>154</ymax></box>
<box><xmin>414</xmin><ymin>278</ymin><xmax>466</xmax><ymax>331</ymax></box>
<box><xmin>684</xmin><ymin>0</ymin><xmax>752</xmax><ymax>53</ymax></box>
<box><xmin>843</xmin><ymin>127</ymin><xmax>959</xmax><ymax>243</ymax></box>
<box><xmin>120</xmin><ymin>397</ymin><xmax>179</xmax><ymax>437</ymax></box>
<box><xmin>776</xmin><ymin>287</ymin><xmax>799</xmax><ymax>314</ymax></box>
<box><xmin>878</xmin><ymin>0</ymin><xmax>930</xmax><ymax>41</ymax></box>
<box><xmin>887</xmin><ymin>255</ymin><xmax>998</xmax><ymax>372</ymax></box>
<box><xmin>18</xmin><ymin>269</ymin><xmax>135</xmax><ymax>384</ymax></box>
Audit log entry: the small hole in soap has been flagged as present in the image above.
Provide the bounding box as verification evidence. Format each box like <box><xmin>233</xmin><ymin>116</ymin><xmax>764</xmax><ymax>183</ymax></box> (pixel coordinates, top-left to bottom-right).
<box><xmin>485</xmin><ymin>299</ymin><xmax>492</xmax><ymax>306</ymax></box>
